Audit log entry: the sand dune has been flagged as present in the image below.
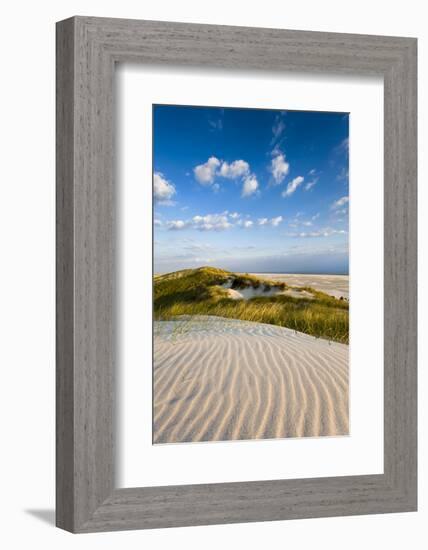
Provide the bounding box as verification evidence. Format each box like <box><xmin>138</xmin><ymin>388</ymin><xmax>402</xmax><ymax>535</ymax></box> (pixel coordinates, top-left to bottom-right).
<box><xmin>153</xmin><ymin>316</ymin><xmax>349</xmax><ymax>444</ymax></box>
<box><xmin>249</xmin><ymin>273</ymin><xmax>349</xmax><ymax>300</ymax></box>
<box><xmin>220</xmin><ymin>281</ymin><xmax>314</xmax><ymax>301</ymax></box>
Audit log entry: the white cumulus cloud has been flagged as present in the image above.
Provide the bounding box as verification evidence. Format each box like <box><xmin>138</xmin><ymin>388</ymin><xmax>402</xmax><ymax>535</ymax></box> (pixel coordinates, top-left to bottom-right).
<box><xmin>219</xmin><ymin>160</ymin><xmax>250</xmax><ymax>179</ymax></box>
<box><xmin>153</xmin><ymin>172</ymin><xmax>176</xmax><ymax>203</ymax></box>
<box><xmin>167</xmin><ymin>213</ymin><xmax>233</xmax><ymax>232</ymax></box>
<box><xmin>193</xmin><ymin>156</ymin><xmax>221</xmax><ymax>185</ymax></box>
<box><xmin>163</xmin><ymin>211</ymin><xmax>284</xmax><ymax>233</ymax></box>
<box><xmin>195</xmin><ymin>213</ymin><xmax>232</xmax><ymax>231</ymax></box>
<box><xmin>166</xmin><ymin>220</ymin><xmax>188</xmax><ymax>230</ymax></box>
<box><xmin>193</xmin><ymin>157</ymin><xmax>256</xmax><ymax>198</ymax></box>
<box><xmin>241</xmin><ymin>175</ymin><xmax>259</xmax><ymax>197</ymax></box>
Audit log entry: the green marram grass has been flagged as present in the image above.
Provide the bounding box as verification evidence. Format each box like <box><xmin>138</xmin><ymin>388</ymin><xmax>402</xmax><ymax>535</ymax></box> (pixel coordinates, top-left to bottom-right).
<box><xmin>154</xmin><ymin>267</ymin><xmax>349</xmax><ymax>344</ymax></box>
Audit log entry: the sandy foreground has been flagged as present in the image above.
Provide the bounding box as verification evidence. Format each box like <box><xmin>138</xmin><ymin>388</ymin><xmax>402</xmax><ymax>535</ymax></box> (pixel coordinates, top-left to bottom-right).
<box><xmin>249</xmin><ymin>273</ymin><xmax>349</xmax><ymax>300</ymax></box>
<box><xmin>153</xmin><ymin>316</ymin><xmax>349</xmax><ymax>444</ymax></box>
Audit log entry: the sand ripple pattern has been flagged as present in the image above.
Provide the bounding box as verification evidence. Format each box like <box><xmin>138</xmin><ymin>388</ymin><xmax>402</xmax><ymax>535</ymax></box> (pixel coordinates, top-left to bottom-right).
<box><xmin>153</xmin><ymin>316</ymin><xmax>349</xmax><ymax>444</ymax></box>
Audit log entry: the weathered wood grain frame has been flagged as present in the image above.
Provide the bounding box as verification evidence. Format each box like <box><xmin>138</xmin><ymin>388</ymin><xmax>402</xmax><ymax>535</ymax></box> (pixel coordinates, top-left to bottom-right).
<box><xmin>56</xmin><ymin>16</ymin><xmax>417</xmax><ymax>533</ymax></box>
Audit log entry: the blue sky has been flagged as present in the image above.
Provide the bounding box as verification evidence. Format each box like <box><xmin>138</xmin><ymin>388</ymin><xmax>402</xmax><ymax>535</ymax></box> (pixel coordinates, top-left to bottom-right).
<box><xmin>153</xmin><ymin>104</ymin><xmax>349</xmax><ymax>274</ymax></box>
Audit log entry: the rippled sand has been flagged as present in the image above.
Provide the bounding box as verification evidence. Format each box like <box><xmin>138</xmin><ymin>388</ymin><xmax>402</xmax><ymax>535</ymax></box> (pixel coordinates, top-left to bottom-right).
<box><xmin>153</xmin><ymin>316</ymin><xmax>349</xmax><ymax>444</ymax></box>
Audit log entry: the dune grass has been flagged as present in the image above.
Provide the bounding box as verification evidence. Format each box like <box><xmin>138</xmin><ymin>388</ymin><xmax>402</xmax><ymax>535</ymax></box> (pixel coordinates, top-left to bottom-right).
<box><xmin>154</xmin><ymin>267</ymin><xmax>349</xmax><ymax>344</ymax></box>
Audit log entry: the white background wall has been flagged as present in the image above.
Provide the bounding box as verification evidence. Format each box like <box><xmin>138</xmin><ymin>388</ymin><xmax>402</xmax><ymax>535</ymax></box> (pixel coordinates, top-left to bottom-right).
<box><xmin>0</xmin><ymin>1</ymin><xmax>425</xmax><ymax>548</ymax></box>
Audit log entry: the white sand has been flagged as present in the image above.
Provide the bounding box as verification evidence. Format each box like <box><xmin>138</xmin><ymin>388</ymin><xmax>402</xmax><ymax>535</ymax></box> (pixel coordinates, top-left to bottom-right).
<box><xmin>249</xmin><ymin>273</ymin><xmax>349</xmax><ymax>300</ymax></box>
<box><xmin>153</xmin><ymin>316</ymin><xmax>349</xmax><ymax>444</ymax></box>
<box><xmin>223</xmin><ymin>288</ymin><xmax>246</xmax><ymax>300</ymax></box>
<box><xmin>220</xmin><ymin>280</ymin><xmax>314</xmax><ymax>300</ymax></box>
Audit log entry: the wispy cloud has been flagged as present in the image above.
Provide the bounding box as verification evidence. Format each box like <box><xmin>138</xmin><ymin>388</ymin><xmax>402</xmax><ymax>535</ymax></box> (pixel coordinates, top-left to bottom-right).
<box><xmin>270</xmin><ymin>153</ymin><xmax>290</xmax><ymax>185</ymax></box>
<box><xmin>183</xmin><ymin>242</ymin><xmax>214</xmax><ymax>251</ymax></box>
<box><xmin>334</xmin><ymin>208</ymin><xmax>348</xmax><ymax>216</ymax></box>
<box><xmin>334</xmin><ymin>137</ymin><xmax>349</xmax><ymax>155</ymax></box>
<box><xmin>282</xmin><ymin>176</ymin><xmax>304</xmax><ymax>197</ymax></box>
<box><xmin>208</xmin><ymin>118</ymin><xmax>223</xmax><ymax>131</ymax></box>
<box><xmin>288</xmin><ymin>213</ymin><xmax>318</xmax><ymax>228</ymax></box>
<box><xmin>336</xmin><ymin>166</ymin><xmax>349</xmax><ymax>181</ymax></box>
<box><xmin>331</xmin><ymin>196</ymin><xmax>349</xmax><ymax>209</ymax></box>
<box><xmin>208</xmin><ymin>108</ymin><xmax>224</xmax><ymax>132</ymax></box>
<box><xmin>304</xmin><ymin>169</ymin><xmax>319</xmax><ymax>191</ymax></box>
<box><xmin>286</xmin><ymin>228</ymin><xmax>347</xmax><ymax>238</ymax></box>
<box><xmin>271</xmin><ymin>112</ymin><xmax>286</xmax><ymax>144</ymax></box>
<box><xmin>304</xmin><ymin>179</ymin><xmax>318</xmax><ymax>191</ymax></box>
<box><xmin>258</xmin><ymin>216</ymin><xmax>283</xmax><ymax>227</ymax></box>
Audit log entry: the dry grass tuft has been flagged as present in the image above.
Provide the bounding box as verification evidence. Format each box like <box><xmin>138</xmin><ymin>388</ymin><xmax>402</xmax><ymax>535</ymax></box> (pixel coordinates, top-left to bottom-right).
<box><xmin>154</xmin><ymin>267</ymin><xmax>349</xmax><ymax>344</ymax></box>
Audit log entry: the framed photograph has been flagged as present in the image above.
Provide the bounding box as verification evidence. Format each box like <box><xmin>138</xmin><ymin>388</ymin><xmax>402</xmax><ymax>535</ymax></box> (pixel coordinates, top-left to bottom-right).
<box><xmin>56</xmin><ymin>17</ymin><xmax>417</xmax><ymax>532</ymax></box>
<box><xmin>151</xmin><ymin>104</ymin><xmax>350</xmax><ymax>446</ymax></box>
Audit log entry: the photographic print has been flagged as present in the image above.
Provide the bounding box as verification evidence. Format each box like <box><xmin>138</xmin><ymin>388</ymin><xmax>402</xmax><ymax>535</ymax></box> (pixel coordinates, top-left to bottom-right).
<box><xmin>153</xmin><ymin>105</ymin><xmax>349</xmax><ymax>444</ymax></box>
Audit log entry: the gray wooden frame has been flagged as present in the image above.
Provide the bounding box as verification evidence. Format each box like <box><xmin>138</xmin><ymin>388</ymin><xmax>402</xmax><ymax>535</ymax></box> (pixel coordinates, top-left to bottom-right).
<box><xmin>56</xmin><ymin>16</ymin><xmax>417</xmax><ymax>533</ymax></box>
